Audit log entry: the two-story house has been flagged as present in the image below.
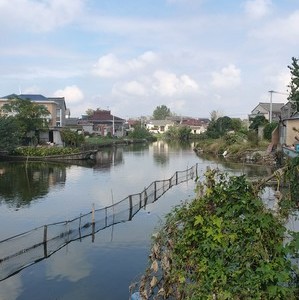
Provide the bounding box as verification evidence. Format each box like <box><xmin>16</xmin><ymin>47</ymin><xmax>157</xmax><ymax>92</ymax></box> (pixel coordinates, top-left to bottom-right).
<box><xmin>0</xmin><ymin>94</ymin><xmax>68</xmax><ymax>145</ymax></box>
<box><xmin>249</xmin><ymin>102</ymin><xmax>285</xmax><ymax>122</ymax></box>
<box><xmin>85</xmin><ymin>109</ymin><xmax>125</xmax><ymax>137</ymax></box>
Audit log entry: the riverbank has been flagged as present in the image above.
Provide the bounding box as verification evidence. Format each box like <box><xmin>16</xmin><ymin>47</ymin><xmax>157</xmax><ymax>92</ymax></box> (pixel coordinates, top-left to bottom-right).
<box><xmin>193</xmin><ymin>138</ymin><xmax>277</xmax><ymax>165</ymax></box>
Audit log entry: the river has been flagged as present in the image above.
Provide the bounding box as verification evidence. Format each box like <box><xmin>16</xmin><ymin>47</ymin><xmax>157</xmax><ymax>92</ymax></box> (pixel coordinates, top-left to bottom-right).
<box><xmin>0</xmin><ymin>141</ymin><xmax>281</xmax><ymax>299</ymax></box>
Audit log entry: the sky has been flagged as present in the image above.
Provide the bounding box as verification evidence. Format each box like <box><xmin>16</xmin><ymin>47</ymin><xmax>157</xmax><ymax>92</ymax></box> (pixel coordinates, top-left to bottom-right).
<box><xmin>0</xmin><ymin>0</ymin><xmax>298</xmax><ymax>120</ymax></box>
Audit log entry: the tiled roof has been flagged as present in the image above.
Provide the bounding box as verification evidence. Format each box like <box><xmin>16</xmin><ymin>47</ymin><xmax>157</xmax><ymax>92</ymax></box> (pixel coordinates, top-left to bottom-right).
<box><xmin>88</xmin><ymin>110</ymin><xmax>124</xmax><ymax>122</ymax></box>
<box><xmin>18</xmin><ymin>94</ymin><xmax>48</xmax><ymax>101</ymax></box>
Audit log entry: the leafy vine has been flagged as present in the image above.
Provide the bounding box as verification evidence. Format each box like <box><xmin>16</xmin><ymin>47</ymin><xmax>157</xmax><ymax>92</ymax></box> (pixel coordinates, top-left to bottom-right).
<box><xmin>131</xmin><ymin>167</ymin><xmax>299</xmax><ymax>299</ymax></box>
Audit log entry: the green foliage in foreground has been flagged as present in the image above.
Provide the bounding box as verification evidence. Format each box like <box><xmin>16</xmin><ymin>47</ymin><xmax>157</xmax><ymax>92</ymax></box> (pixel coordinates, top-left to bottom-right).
<box><xmin>11</xmin><ymin>146</ymin><xmax>80</xmax><ymax>156</ymax></box>
<box><xmin>134</xmin><ymin>169</ymin><xmax>299</xmax><ymax>299</ymax></box>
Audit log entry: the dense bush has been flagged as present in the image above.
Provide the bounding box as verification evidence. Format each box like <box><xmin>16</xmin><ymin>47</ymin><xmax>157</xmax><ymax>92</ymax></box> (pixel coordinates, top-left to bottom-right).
<box><xmin>263</xmin><ymin>122</ymin><xmax>278</xmax><ymax>141</ymax></box>
<box><xmin>133</xmin><ymin>169</ymin><xmax>299</xmax><ymax>299</ymax></box>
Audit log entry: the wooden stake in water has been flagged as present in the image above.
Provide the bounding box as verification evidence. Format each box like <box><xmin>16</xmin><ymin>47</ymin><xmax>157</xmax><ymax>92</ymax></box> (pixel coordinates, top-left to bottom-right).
<box><xmin>92</xmin><ymin>203</ymin><xmax>95</xmax><ymax>242</ymax></box>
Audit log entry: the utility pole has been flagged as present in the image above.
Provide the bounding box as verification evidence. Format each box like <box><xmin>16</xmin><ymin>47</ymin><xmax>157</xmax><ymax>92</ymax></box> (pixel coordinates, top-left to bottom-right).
<box><xmin>268</xmin><ymin>90</ymin><xmax>288</xmax><ymax>123</ymax></box>
<box><xmin>268</xmin><ymin>90</ymin><xmax>274</xmax><ymax>123</ymax></box>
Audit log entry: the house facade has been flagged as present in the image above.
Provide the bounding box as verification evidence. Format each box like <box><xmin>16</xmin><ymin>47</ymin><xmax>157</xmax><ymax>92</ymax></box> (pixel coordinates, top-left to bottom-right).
<box><xmin>249</xmin><ymin>102</ymin><xmax>284</xmax><ymax>122</ymax></box>
<box><xmin>85</xmin><ymin>109</ymin><xmax>125</xmax><ymax>137</ymax></box>
<box><xmin>278</xmin><ymin>114</ymin><xmax>299</xmax><ymax>146</ymax></box>
<box><xmin>180</xmin><ymin>118</ymin><xmax>209</xmax><ymax>134</ymax></box>
<box><xmin>0</xmin><ymin>94</ymin><xmax>68</xmax><ymax>146</ymax></box>
<box><xmin>145</xmin><ymin>120</ymin><xmax>175</xmax><ymax>133</ymax></box>
<box><xmin>0</xmin><ymin>94</ymin><xmax>67</xmax><ymax>128</ymax></box>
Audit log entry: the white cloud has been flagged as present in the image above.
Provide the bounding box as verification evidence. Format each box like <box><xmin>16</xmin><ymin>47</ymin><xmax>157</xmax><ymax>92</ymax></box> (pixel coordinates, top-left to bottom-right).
<box><xmin>153</xmin><ymin>70</ymin><xmax>199</xmax><ymax>97</ymax></box>
<box><xmin>53</xmin><ymin>85</ymin><xmax>84</xmax><ymax>104</ymax></box>
<box><xmin>0</xmin><ymin>0</ymin><xmax>84</xmax><ymax>32</ymax></box>
<box><xmin>92</xmin><ymin>51</ymin><xmax>158</xmax><ymax>78</ymax></box>
<box><xmin>244</xmin><ymin>0</ymin><xmax>272</xmax><ymax>19</ymax></box>
<box><xmin>211</xmin><ymin>64</ymin><xmax>241</xmax><ymax>89</ymax></box>
<box><xmin>113</xmin><ymin>81</ymin><xmax>147</xmax><ymax>97</ymax></box>
<box><xmin>250</xmin><ymin>10</ymin><xmax>299</xmax><ymax>41</ymax></box>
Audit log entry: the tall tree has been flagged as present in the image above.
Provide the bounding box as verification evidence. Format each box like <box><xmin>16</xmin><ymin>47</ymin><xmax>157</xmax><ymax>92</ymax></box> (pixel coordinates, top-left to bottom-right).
<box><xmin>2</xmin><ymin>97</ymin><xmax>50</xmax><ymax>144</ymax></box>
<box><xmin>287</xmin><ymin>57</ymin><xmax>299</xmax><ymax>112</ymax></box>
<box><xmin>0</xmin><ymin>116</ymin><xmax>21</xmax><ymax>151</ymax></box>
<box><xmin>153</xmin><ymin>105</ymin><xmax>171</xmax><ymax>120</ymax></box>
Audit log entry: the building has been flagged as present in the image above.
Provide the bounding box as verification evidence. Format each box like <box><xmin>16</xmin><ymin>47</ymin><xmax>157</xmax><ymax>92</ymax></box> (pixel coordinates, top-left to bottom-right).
<box><xmin>145</xmin><ymin>120</ymin><xmax>175</xmax><ymax>133</ymax></box>
<box><xmin>249</xmin><ymin>102</ymin><xmax>285</xmax><ymax>122</ymax></box>
<box><xmin>0</xmin><ymin>94</ymin><xmax>68</xmax><ymax>146</ymax></box>
<box><xmin>85</xmin><ymin>109</ymin><xmax>125</xmax><ymax>137</ymax></box>
<box><xmin>180</xmin><ymin>118</ymin><xmax>209</xmax><ymax>134</ymax></box>
<box><xmin>0</xmin><ymin>94</ymin><xmax>67</xmax><ymax>127</ymax></box>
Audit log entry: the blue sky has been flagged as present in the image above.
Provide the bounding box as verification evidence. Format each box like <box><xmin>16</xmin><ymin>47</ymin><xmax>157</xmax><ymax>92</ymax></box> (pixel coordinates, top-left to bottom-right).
<box><xmin>0</xmin><ymin>0</ymin><xmax>298</xmax><ymax>119</ymax></box>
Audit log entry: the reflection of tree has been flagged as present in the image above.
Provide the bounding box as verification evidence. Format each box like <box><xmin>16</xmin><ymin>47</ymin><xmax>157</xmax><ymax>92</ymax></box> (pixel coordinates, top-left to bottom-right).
<box><xmin>153</xmin><ymin>152</ymin><xmax>169</xmax><ymax>165</ymax></box>
<box><xmin>0</xmin><ymin>162</ymin><xmax>66</xmax><ymax>207</ymax></box>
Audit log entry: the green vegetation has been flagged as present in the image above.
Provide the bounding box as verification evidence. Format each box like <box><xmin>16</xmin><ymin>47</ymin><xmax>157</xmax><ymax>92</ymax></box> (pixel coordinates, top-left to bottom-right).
<box><xmin>11</xmin><ymin>146</ymin><xmax>80</xmax><ymax>156</ymax></box>
<box><xmin>288</xmin><ymin>57</ymin><xmax>299</xmax><ymax>112</ymax></box>
<box><xmin>153</xmin><ymin>105</ymin><xmax>172</xmax><ymax>120</ymax></box>
<box><xmin>0</xmin><ymin>116</ymin><xmax>22</xmax><ymax>152</ymax></box>
<box><xmin>164</xmin><ymin>125</ymin><xmax>191</xmax><ymax>141</ymax></box>
<box><xmin>133</xmin><ymin>168</ymin><xmax>299</xmax><ymax>299</ymax></box>
<box><xmin>1</xmin><ymin>96</ymin><xmax>50</xmax><ymax>146</ymax></box>
<box><xmin>128</xmin><ymin>125</ymin><xmax>156</xmax><ymax>140</ymax></box>
<box><xmin>61</xmin><ymin>128</ymin><xmax>85</xmax><ymax>147</ymax></box>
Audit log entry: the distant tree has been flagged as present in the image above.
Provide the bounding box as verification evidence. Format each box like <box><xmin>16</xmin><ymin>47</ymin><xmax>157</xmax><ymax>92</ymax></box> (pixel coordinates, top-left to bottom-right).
<box><xmin>0</xmin><ymin>116</ymin><xmax>21</xmax><ymax>151</ymax></box>
<box><xmin>210</xmin><ymin>110</ymin><xmax>222</xmax><ymax>122</ymax></box>
<box><xmin>86</xmin><ymin>108</ymin><xmax>95</xmax><ymax>116</ymax></box>
<box><xmin>128</xmin><ymin>125</ymin><xmax>154</xmax><ymax>140</ymax></box>
<box><xmin>153</xmin><ymin>105</ymin><xmax>171</xmax><ymax>120</ymax></box>
<box><xmin>249</xmin><ymin>115</ymin><xmax>268</xmax><ymax>131</ymax></box>
<box><xmin>287</xmin><ymin>57</ymin><xmax>299</xmax><ymax>112</ymax></box>
<box><xmin>205</xmin><ymin>116</ymin><xmax>233</xmax><ymax>138</ymax></box>
<box><xmin>2</xmin><ymin>97</ymin><xmax>50</xmax><ymax>145</ymax></box>
<box><xmin>164</xmin><ymin>125</ymin><xmax>191</xmax><ymax>141</ymax></box>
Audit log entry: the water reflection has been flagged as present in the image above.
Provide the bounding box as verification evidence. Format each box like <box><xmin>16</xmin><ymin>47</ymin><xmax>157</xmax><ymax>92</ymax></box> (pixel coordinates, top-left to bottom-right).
<box><xmin>0</xmin><ymin>148</ymin><xmax>126</xmax><ymax>208</ymax></box>
<box><xmin>0</xmin><ymin>162</ymin><xmax>66</xmax><ymax>207</ymax></box>
<box><xmin>93</xmin><ymin>147</ymin><xmax>124</xmax><ymax>170</ymax></box>
<box><xmin>152</xmin><ymin>141</ymin><xmax>169</xmax><ymax>166</ymax></box>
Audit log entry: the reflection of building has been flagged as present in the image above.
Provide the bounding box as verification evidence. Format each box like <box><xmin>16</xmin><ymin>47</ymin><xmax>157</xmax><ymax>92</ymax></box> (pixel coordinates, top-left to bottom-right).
<box><xmin>151</xmin><ymin>141</ymin><xmax>169</xmax><ymax>165</ymax></box>
<box><xmin>93</xmin><ymin>148</ymin><xmax>124</xmax><ymax>170</ymax></box>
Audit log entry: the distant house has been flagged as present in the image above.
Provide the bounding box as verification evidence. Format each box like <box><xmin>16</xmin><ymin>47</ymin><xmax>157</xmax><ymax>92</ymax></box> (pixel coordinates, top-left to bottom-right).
<box><xmin>249</xmin><ymin>102</ymin><xmax>285</xmax><ymax>122</ymax></box>
<box><xmin>86</xmin><ymin>109</ymin><xmax>125</xmax><ymax>137</ymax></box>
<box><xmin>145</xmin><ymin>120</ymin><xmax>175</xmax><ymax>133</ymax></box>
<box><xmin>181</xmin><ymin>118</ymin><xmax>209</xmax><ymax>134</ymax></box>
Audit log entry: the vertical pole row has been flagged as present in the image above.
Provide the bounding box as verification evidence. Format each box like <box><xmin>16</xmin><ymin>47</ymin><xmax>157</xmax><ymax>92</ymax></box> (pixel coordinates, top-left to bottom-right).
<box><xmin>129</xmin><ymin>195</ymin><xmax>133</xmax><ymax>220</ymax></box>
<box><xmin>43</xmin><ymin>225</ymin><xmax>48</xmax><ymax>258</ymax></box>
<box><xmin>92</xmin><ymin>203</ymin><xmax>95</xmax><ymax>243</ymax></box>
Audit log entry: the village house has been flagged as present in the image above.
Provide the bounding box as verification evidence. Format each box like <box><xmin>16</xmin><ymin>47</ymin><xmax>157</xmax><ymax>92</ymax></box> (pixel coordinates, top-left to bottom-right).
<box><xmin>83</xmin><ymin>109</ymin><xmax>125</xmax><ymax>137</ymax></box>
<box><xmin>249</xmin><ymin>102</ymin><xmax>285</xmax><ymax>122</ymax></box>
<box><xmin>0</xmin><ymin>94</ymin><xmax>68</xmax><ymax>146</ymax></box>
<box><xmin>145</xmin><ymin>120</ymin><xmax>175</xmax><ymax>133</ymax></box>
